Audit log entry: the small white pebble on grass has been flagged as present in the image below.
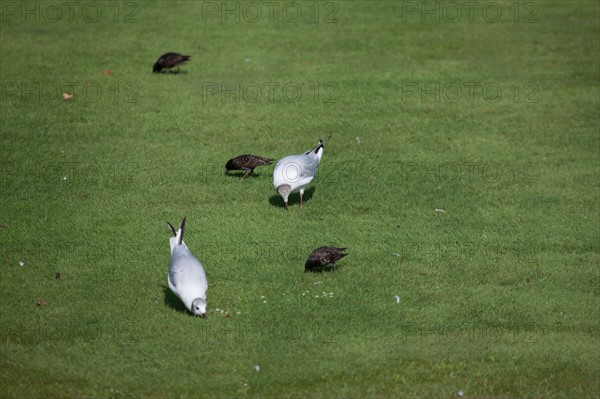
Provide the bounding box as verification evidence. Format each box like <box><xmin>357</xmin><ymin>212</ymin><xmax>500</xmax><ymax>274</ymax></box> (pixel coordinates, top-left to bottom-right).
<box><xmin>434</xmin><ymin>208</ymin><xmax>445</xmax><ymax>213</ymax></box>
<box><xmin>393</xmin><ymin>253</ymin><xmax>401</xmax><ymax>257</ymax></box>
<box><xmin>458</xmin><ymin>390</ymin><xmax>464</xmax><ymax>397</ymax></box>
<box><xmin>356</xmin><ymin>136</ymin><xmax>361</xmax><ymax>144</ymax></box>
<box><xmin>394</xmin><ymin>295</ymin><xmax>401</xmax><ymax>303</ymax></box>
<box><xmin>254</xmin><ymin>365</ymin><xmax>260</xmax><ymax>372</ymax></box>
<box><xmin>19</xmin><ymin>261</ymin><xmax>25</xmax><ymax>267</ymax></box>
<box><xmin>314</xmin><ymin>281</ymin><xmax>322</xmax><ymax>285</ymax></box>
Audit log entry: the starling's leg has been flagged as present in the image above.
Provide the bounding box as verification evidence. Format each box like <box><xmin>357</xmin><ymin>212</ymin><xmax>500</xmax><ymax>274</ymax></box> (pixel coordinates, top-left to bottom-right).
<box><xmin>243</xmin><ymin>169</ymin><xmax>250</xmax><ymax>178</ymax></box>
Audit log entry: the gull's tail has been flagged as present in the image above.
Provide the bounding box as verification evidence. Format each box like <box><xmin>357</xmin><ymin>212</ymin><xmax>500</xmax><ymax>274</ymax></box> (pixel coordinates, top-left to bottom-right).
<box><xmin>167</xmin><ymin>217</ymin><xmax>187</xmax><ymax>252</ymax></box>
<box><xmin>305</xmin><ymin>135</ymin><xmax>331</xmax><ymax>160</ymax></box>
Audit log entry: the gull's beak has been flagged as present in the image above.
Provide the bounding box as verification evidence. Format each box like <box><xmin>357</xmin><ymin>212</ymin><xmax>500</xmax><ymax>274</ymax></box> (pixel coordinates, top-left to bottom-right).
<box><xmin>200</xmin><ymin>313</ymin><xmax>207</xmax><ymax>318</ymax></box>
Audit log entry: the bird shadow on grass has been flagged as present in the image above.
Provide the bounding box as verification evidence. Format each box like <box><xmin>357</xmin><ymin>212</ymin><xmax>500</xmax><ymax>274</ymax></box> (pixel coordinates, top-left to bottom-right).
<box><xmin>163</xmin><ymin>286</ymin><xmax>189</xmax><ymax>314</ymax></box>
<box><xmin>305</xmin><ymin>264</ymin><xmax>346</xmax><ymax>273</ymax></box>
<box><xmin>225</xmin><ymin>172</ymin><xmax>263</xmax><ymax>179</ymax></box>
<box><xmin>268</xmin><ymin>186</ymin><xmax>316</xmax><ymax>209</ymax></box>
<box><xmin>155</xmin><ymin>70</ymin><xmax>189</xmax><ymax>75</ymax></box>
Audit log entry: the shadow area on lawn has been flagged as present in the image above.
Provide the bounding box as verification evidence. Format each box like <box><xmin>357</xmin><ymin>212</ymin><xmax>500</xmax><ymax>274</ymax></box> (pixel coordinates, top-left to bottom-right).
<box><xmin>163</xmin><ymin>287</ymin><xmax>213</xmax><ymax>318</ymax></box>
<box><xmin>305</xmin><ymin>263</ymin><xmax>347</xmax><ymax>273</ymax></box>
<box><xmin>224</xmin><ymin>171</ymin><xmax>264</xmax><ymax>179</ymax></box>
<box><xmin>268</xmin><ymin>186</ymin><xmax>316</xmax><ymax>209</ymax></box>
<box><xmin>163</xmin><ymin>286</ymin><xmax>189</xmax><ymax>314</ymax></box>
<box><xmin>152</xmin><ymin>70</ymin><xmax>190</xmax><ymax>75</ymax></box>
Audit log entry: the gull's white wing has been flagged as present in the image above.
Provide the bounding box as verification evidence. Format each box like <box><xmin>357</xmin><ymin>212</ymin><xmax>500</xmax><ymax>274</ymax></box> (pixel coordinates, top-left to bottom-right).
<box><xmin>273</xmin><ymin>154</ymin><xmax>320</xmax><ymax>189</ymax></box>
<box><xmin>168</xmin><ymin>247</ymin><xmax>208</xmax><ymax>297</ymax></box>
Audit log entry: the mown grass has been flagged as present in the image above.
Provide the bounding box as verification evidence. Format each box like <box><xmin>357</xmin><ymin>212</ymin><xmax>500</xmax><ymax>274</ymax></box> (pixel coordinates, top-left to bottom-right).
<box><xmin>1</xmin><ymin>1</ymin><xmax>599</xmax><ymax>397</ymax></box>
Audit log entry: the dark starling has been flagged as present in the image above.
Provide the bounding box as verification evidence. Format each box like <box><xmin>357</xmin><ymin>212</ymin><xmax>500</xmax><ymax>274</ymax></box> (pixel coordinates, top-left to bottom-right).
<box><xmin>152</xmin><ymin>52</ymin><xmax>191</xmax><ymax>73</ymax></box>
<box><xmin>305</xmin><ymin>247</ymin><xmax>348</xmax><ymax>272</ymax></box>
<box><xmin>225</xmin><ymin>154</ymin><xmax>274</xmax><ymax>177</ymax></box>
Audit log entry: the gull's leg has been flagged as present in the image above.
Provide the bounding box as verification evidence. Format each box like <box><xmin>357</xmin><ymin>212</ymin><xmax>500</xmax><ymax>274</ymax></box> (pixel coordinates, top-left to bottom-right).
<box><xmin>299</xmin><ymin>189</ymin><xmax>304</xmax><ymax>209</ymax></box>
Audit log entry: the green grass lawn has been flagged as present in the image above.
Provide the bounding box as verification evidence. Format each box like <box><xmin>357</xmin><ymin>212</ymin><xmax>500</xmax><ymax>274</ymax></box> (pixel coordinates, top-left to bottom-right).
<box><xmin>1</xmin><ymin>1</ymin><xmax>599</xmax><ymax>397</ymax></box>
